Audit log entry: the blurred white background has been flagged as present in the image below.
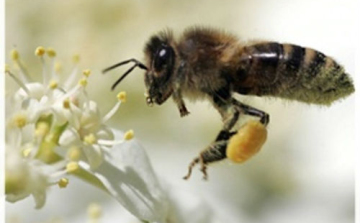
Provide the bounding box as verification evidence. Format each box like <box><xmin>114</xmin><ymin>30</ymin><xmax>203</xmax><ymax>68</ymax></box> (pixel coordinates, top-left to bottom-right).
<box><xmin>6</xmin><ymin>0</ymin><xmax>356</xmax><ymax>222</ymax></box>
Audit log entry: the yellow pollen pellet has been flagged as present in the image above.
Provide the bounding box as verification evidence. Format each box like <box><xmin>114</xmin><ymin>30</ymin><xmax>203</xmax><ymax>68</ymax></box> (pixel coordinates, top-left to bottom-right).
<box><xmin>35</xmin><ymin>122</ymin><xmax>50</xmax><ymax>137</ymax></box>
<box><xmin>63</xmin><ymin>99</ymin><xmax>71</xmax><ymax>109</ymax></box>
<box><xmin>226</xmin><ymin>120</ymin><xmax>267</xmax><ymax>163</ymax></box>
<box><xmin>58</xmin><ymin>178</ymin><xmax>69</xmax><ymax>188</ymax></box>
<box><xmin>124</xmin><ymin>129</ymin><xmax>134</xmax><ymax>140</ymax></box>
<box><xmin>82</xmin><ymin>69</ymin><xmax>91</xmax><ymax>77</ymax></box>
<box><xmin>84</xmin><ymin>133</ymin><xmax>97</xmax><ymax>145</ymax></box>
<box><xmin>13</xmin><ymin>114</ymin><xmax>27</xmax><ymax>128</ymax></box>
<box><xmin>78</xmin><ymin>77</ymin><xmax>87</xmax><ymax>87</ymax></box>
<box><xmin>10</xmin><ymin>49</ymin><xmax>19</xmax><ymax>61</ymax></box>
<box><xmin>46</xmin><ymin>47</ymin><xmax>56</xmax><ymax>57</ymax></box>
<box><xmin>72</xmin><ymin>54</ymin><xmax>80</xmax><ymax>64</ymax></box>
<box><xmin>54</xmin><ymin>62</ymin><xmax>62</xmax><ymax>73</ymax></box>
<box><xmin>68</xmin><ymin>146</ymin><xmax>81</xmax><ymax>161</ymax></box>
<box><xmin>22</xmin><ymin>148</ymin><xmax>32</xmax><ymax>158</ymax></box>
<box><xmin>35</xmin><ymin>46</ymin><xmax>45</xmax><ymax>56</ymax></box>
<box><xmin>66</xmin><ymin>162</ymin><xmax>79</xmax><ymax>173</ymax></box>
<box><xmin>48</xmin><ymin>80</ymin><xmax>58</xmax><ymax>89</ymax></box>
<box><xmin>87</xmin><ymin>203</ymin><xmax>102</xmax><ymax>219</ymax></box>
<box><xmin>117</xmin><ymin>91</ymin><xmax>127</xmax><ymax>102</ymax></box>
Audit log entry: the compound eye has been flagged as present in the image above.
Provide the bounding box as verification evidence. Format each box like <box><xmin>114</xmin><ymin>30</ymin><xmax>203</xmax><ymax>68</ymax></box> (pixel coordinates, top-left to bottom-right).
<box><xmin>154</xmin><ymin>47</ymin><xmax>169</xmax><ymax>72</ymax></box>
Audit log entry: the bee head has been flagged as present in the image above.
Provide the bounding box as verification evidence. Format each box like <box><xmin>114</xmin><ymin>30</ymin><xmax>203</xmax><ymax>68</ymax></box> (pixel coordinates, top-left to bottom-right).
<box><xmin>143</xmin><ymin>31</ymin><xmax>176</xmax><ymax>106</ymax></box>
<box><xmin>102</xmin><ymin>30</ymin><xmax>176</xmax><ymax>106</ymax></box>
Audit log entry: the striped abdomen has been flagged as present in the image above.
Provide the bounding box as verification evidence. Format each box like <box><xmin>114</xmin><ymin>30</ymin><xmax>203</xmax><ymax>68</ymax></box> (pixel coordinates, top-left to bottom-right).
<box><xmin>232</xmin><ymin>42</ymin><xmax>354</xmax><ymax>105</ymax></box>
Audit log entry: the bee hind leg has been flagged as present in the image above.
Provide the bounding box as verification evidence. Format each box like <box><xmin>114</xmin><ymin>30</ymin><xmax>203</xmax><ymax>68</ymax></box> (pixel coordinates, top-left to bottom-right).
<box><xmin>183</xmin><ymin>138</ymin><xmax>235</xmax><ymax>180</ymax></box>
<box><xmin>231</xmin><ymin>99</ymin><xmax>269</xmax><ymax>126</ymax></box>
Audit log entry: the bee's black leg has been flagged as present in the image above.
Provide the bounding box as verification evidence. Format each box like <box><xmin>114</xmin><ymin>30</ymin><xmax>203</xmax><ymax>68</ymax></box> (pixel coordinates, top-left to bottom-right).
<box><xmin>183</xmin><ymin>157</ymin><xmax>199</xmax><ymax>180</ymax></box>
<box><xmin>231</xmin><ymin>99</ymin><xmax>269</xmax><ymax>126</ymax></box>
<box><xmin>183</xmin><ymin>86</ymin><xmax>269</xmax><ymax>180</ymax></box>
<box><xmin>211</xmin><ymin>88</ymin><xmax>239</xmax><ymax>130</ymax></box>
<box><xmin>183</xmin><ymin>137</ymin><xmax>236</xmax><ymax>180</ymax></box>
<box><xmin>173</xmin><ymin>62</ymin><xmax>190</xmax><ymax>117</ymax></box>
<box><xmin>172</xmin><ymin>86</ymin><xmax>190</xmax><ymax>117</ymax></box>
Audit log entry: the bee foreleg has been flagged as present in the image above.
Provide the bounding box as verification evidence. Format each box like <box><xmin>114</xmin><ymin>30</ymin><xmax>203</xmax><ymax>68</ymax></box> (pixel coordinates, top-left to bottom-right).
<box><xmin>172</xmin><ymin>88</ymin><xmax>190</xmax><ymax>117</ymax></box>
<box><xmin>231</xmin><ymin>99</ymin><xmax>270</xmax><ymax>126</ymax></box>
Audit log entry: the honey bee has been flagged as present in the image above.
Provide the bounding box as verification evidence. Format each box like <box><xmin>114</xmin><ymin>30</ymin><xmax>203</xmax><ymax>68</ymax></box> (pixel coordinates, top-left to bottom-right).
<box><xmin>103</xmin><ymin>27</ymin><xmax>354</xmax><ymax>180</ymax></box>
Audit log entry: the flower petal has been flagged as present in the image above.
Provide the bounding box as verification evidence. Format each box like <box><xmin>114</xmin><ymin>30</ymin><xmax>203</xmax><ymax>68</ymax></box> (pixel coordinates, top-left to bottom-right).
<box><xmin>91</xmin><ymin>130</ymin><xmax>167</xmax><ymax>223</ymax></box>
<box><xmin>82</xmin><ymin>145</ymin><xmax>104</xmax><ymax>170</ymax></box>
<box><xmin>58</xmin><ymin>129</ymin><xmax>80</xmax><ymax>147</ymax></box>
<box><xmin>96</xmin><ymin>125</ymin><xmax>114</xmax><ymax>141</ymax></box>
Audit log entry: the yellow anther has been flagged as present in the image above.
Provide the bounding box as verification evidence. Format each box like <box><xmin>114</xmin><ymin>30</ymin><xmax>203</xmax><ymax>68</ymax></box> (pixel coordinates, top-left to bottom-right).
<box><xmin>63</xmin><ymin>99</ymin><xmax>71</xmax><ymax>109</ymax></box>
<box><xmin>72</xmin><ymin>54</ymin><xmax>80</xmax><ymax>64</ymax></box>
<box><xmin>10</xmin><ymin>49</ymin><xmax>19</xmax><ymax>61</ymax></box>
<box><xmin>68</xmin><ymin>146</ymin><xmax>81</xmax><ymax>161</ymax></box>
<box><xmin>84</xmin><ymin>133</ymin><xmax>97</xmax><ymax>145</ymax></box>
<box><xmin>35</xmin><ymin>46</ymin><xmax>46</xmax><ymax>56</ymax></box>
<box><xmin>66</xmin><ymin>162</ymin><xmax>79</xmax><ymax>173</ymax></box>
<box><xmin>82</xmin><ymin>69</ymin><xmax>91</xmax><ymax>77</ymax></box>
<box><xmin>48</xmin><ymin>80</ymin><xmax>58</xmax><ymax>89</ymax></box>
<box><xmin>58</xmin><ymin>178</ymin><xmax>69</xmax><ymax>188</ymax></box>
<box><xmin>13</xmin><ymin>114</ymin><xmax>27</xmax><ymax>128</ymax></box>
<box><xmin>22</xmin><ymin>148</ymin><xmax>32</xmax><ymax>157</ymax></box>
<box><xmin>46</xmin><ymin>47</ymin><xmax>56</xmax><ymax>57</ymax></box>
<box><xmin>35</xmin><ymin>122</ymin><xmax>50</xmax><ymax>137</ymax></box>
<box><xmin>87</xmin><ymin>203</ymin><xmax>102</xmax><ymax>219</ymax></box>
<box><xmin>124</xmin><ymin>129</ymin><xmax>134</xmax><ymax>140</ymax></box>
<box><xmin>54</xmin><ymin>62</ymin><xmax>62</xmax><ymax>73</ymax></box>
<box><xmin>78</xmin><ymin>77</ymin><xmax>88</xmax><ymax>87</ymax></box>
<box><xmin>117</xmin><ymin>91</ymin><xmax>127</xmax><ymax>102</ymax></box>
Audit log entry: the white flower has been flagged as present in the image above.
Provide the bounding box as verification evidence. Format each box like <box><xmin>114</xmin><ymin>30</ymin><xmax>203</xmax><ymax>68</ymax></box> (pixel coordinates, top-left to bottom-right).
<box><xmin>5</xmin><ymin>47</ymin><xmax>167</xmax><ymax>222</ymax></box>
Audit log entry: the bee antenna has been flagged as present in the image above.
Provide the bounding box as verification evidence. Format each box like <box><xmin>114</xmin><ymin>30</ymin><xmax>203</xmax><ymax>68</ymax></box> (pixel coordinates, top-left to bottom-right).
<box><xmin>102</xmin><ymin>59</ymin><xmax>148</xmax><ymax>91</ymax></box>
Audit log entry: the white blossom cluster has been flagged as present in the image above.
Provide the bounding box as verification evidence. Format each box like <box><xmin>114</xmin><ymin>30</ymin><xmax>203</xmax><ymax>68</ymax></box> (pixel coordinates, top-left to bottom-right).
<box><xmin>5</xmin><ymin>47</ymin><xmax>167</xmax><ymax>222</ymax></box>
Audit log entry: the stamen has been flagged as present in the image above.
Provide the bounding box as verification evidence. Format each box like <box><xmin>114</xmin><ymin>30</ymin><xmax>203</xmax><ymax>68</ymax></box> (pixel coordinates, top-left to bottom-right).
<box><xmin>124</xmin><ymin>129</ymin><xmax>134</xmax><ymax>140</ymax></box>
<box><xmin>13</xmin><ymin>113</ymin><xmax>27</xmax><ymax>128</ymax></box>
<box><xmin>63</xmin><ymin>99</ymin><xmax>71</xmax><ymax>109</ymax></box>
<box><xmin>67</xmin><ymin>146</ymin><xmax>81</xmax><ymax>161</ymax></box>
<box><xmin>10</xmin><ymin>49</ymin><xmax>31</xmax><ymax>82</ymax></box>
<box><xmin>84</xmin><ymin>133</ymin><xmax>97</xmax><ymax>145</ymax></box>
<box><xmin>54</xmin><ymin>62</ymin><xmax>62</xmax><ymax>73</ymax></box>
<box><xmin>6</xmin><ymin>70</ymin><xmax>30</xmax><ymax>95</ymax></box>
<box><xmin>78</xmin><ymin>77</ymin><xmax>88</xmax><ymax>87</ymax></box>
<box><xmin>35</xmin><ymin>46</ymin><xmax>46</xmax><ymax>56</ymax></box>
<box><xmin>102</xmin><ymin>92</ymin><xmax>126</xmax><ymax>122</ymax></box>
<box><xmin>58</xmin><ymin>178</ymin><xmax>69</xmax><ymax>188</ymax></box>
<box><xmin>46</xmin><ymin>48</ymin><xmax>56</xmax><ymax>58</ymax></box>
<box><xmin>82</xmin><ymin>69</ymin><xmax>91</xmax><ymax>77</ymax></box>
<box><xmin>35</xmin><ymin>122</ymin><xmax>50</xmax><ymax>137</ymax></box>
<box><xmin>97</xmin><ymin>139</ymin><xmax>124</xmax><ymax>146</ymax></box>
<box><xmin>48</xmin><ymin>80</ymin><xmax>58</xmax><ymax>90</ymax></box>
<box><xmin>63</xmin><ymin>54</ymin><xmax>80</xmax><ymax>90</ymax></box>
<box><xmin>117</xmin><ymin>91</ymin><xmax>126</xmax><ymax>102</ymax></box>
<box><xmin>46</xmin><ymin>47</ymin><xmax>57</xmax><ymax>79</ymax></box>
<box><xmin>10</xmin><ymin>49</ymin><xmax>19</xmax><ymax>61</ymax></box>
<box><xmin>66</xmin><ymin>161</ymin><xmax>79</xmax><ymax>173</ymax></box>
